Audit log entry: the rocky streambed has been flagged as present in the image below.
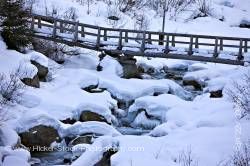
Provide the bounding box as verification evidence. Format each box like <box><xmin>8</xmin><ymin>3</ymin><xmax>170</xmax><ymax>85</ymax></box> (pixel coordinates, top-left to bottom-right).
<box><xmin>16</xmin><ymin>55</ymin><xmax>225</xmax><ymax>166</ymax></box>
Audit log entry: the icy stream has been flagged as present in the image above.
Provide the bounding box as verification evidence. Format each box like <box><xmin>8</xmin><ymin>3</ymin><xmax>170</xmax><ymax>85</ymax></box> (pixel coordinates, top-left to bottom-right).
<box><xmin>30</xmin><ymin>68</ymin><xmax>202</xmax><ymax>166</ymax></box>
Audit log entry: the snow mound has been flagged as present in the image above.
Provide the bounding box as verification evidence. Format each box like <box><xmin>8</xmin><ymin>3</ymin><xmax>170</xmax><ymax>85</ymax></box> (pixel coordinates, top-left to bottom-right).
<box><xmin>99</xmin><ymin>77</ymin><xmax>190</xmax><ymax>102</ymax></box>
<box><xmin>100</xmin><ymin>56</ymin><xmax>123</xmax><ymax>77</ymax></box>
<box><xmin>0</xmin><ymin>40</ymin><xmax>37</xmax><ymax>79</ymax></box>
<box><xmin>0</xmin><ymin>124</ymin><xmax>19</xmax><ymax>147</ymax></box>
<box><xmin>60</xmin><ymin>121</ymin><xmax>121</xmax><ymax>138</ymax></box>
<box><xmin>72</xmin><ymin>136</ymin><xmax>119</xmax><ymax>166</ymax></box>
<box><xmin>28</xmin><ymin>51</ymin><xmax>49</xmax><ymax>67</ymax></box>
<box><xmin>15</xmin><ymin>110</ymin><xmax>61</xmax><ymax>133</ymax></box>
<box><xmin>128</xmin><ymin>94</ymin><xmax>187</xmax><ymax>129</ymax></box>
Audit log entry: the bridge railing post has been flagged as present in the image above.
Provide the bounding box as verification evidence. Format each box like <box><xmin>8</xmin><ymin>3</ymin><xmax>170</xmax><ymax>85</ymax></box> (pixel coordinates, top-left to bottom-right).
<box><xmin>140</xmin><ymin>31</ymin><xmax>146</xmax><ymax>53</ymax></box>
<box><xmin>74</xmin><ymin>21</ymin><xmax>79</xmax><ymax>42</ymax></box>
<box><xmin>171</xmin><ymin>35</ymin><xmax>175</xmax><ymax>47</ymax></box>
<box><xmin>60</xmin><ymin>22</ymin><xmax>64</xmax><ymax>33</ymax></box>
<box><xmin>159</xmin><ymin>33</ymin><xmax>164</xmax><ymax>45</ymax></box>
<box><xmin>103</xmin><ymin>29</ymin><xmax>107</xmax><ymax>41</ymax></box>
<box><xmin>244</xmin><ymin>40</ymin><xmax>248</xmax><ymax>53</ymax></box>
<box><xmin>38</xmin><ymin>16</ymin><xmax>42</xmax><ymax>28</ymax></box>
<box><xmin>52</xmin><ymin>19</ymin><xmax>57</xmax><ymax>38</ymax></box>
<box><xmin>188</xmin><ymin>36</ymin><xmax>193</xmax><ymax>55</ymax></box>
<box><xmin>125</xmin><ymin>31</ymin><xmax>128</xmax><ymax>43</ymax></box>
<box><xmin>238</xmin><ymin>40</ymin><xmax>243</xmax><ymax>60</ymax></box>
<box><xmin>118</xmin><ymin>30</ymin><xmax>123</xmax><ymax>50</ymax></box>
<box><xmin>31</xmin><ymin>16</ymin><xmax>35</xmax><ymax>30</ymax></box>
<box><xmin>81</xmin><ymin>25</ymin><xmax>85</xmax><ymax>37</ymax></box>
<box><xmin>213</xmin><ymin>38</ymin><xmax>219</xmax><ymax>58</ymax></box>
<box><xmin>195</xmin><ymin>37</ymin><xmax>199</xmax><ymax>48</ymax></box>
<box><xmin>147</xmin><ymin>33</ymin><xmax>152</xmax><ymax>44</ymax></box>
<box><xmin>96</xmin><ymin>27</ymin><xmax>101</xmax><ymax>49</ymax></box>
<box><xmin>164</xmin><ymin>34</ymin><xmax>170</xmax><ymax>53</ymax></box>
<box><xmin>220</xmin><ymin>39</ymin><xmax>223</xmax><ymax>51</ymax></box>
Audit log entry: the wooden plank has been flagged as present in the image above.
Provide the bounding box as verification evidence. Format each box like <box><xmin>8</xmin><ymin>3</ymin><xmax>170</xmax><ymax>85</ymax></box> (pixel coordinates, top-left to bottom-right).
<box><xmin>188</xmin><ymin>36</ymin><xmax>193</xmax><ymax>55</ymax></box>
<box><xmin>118</xmin><ymin>30</ymin><xmax>123</xmax><ymax>50</ymax></box>
<box><xmin>141</xmin><ymin>31</ymin><xmax>146</xmax><ymax>52</ymax></box>
<box><xmin>238</xmin><ymin>40</ymin><xmax>243</xmax><ymax>60</ymax></box>
<box><xmin>213</xmin><ymin>38</ymin><xmax>218</xmax><ymax>58</ymax></box>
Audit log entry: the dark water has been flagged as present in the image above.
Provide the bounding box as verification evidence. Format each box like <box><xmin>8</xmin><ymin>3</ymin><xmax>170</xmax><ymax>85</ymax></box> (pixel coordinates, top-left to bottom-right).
<box><xmin>32</xmin><ymin>150</ymin><xmax>73</xmax><ymax>166</ymax></box>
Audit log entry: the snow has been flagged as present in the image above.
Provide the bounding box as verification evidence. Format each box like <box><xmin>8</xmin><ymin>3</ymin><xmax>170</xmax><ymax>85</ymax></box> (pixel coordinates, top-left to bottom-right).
<box><xmin>60</xmin><ymin>121</ymin><xmax>121</xmax><ymax>138</ymax></box>
<box><xmin>28</xmin><ymin>51</ymin><xmax>49</xmax><ymax>67</ymax></box>
<box><xmin>99</xmin><ymin>76</ymin><xmax>190</xmax><ymax>102</ymax></box>
<box><xmin>2</xmin><ymin>156</ymin><xmax>29</xmax><ymax>166</ymax></box>
<box><xmin>128</xmin><ymin>94</ymin><xmax>187</xmax><ymax>129</ymax></box>
<box><xmin>1</xmin><ymin>147</ymin><xmax>31</xmax><ymax>166</ymax></box>
<box><xmin>14</xmin><ymin>110</ymin><xmax>121</xmax><ymax>138</ymax></box>
<box><xmin>1</xmin><ymin>0</ymin><xmax>250</xmax><ymax>165</ymax></box>
<box><xmin>0</xmin><ymin>124</ymin><xmax>19</xmax><ymax>147</ymax></box>
<box><xmin>72</xmin><ymin>136</ymin><xmax>119</xmax><ymax>166</ymax></box>
<box><xmin>0</xmin><ymin>41</ymin><xmax>37</xmax><ymax>79</ymax></box>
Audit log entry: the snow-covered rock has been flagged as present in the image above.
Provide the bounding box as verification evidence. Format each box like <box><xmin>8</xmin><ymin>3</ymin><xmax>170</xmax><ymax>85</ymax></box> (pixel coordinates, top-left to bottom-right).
<box><xmin>129</xmin><ymin>94</ymin><xmax>188</xmax><ymax>129</ymax></box>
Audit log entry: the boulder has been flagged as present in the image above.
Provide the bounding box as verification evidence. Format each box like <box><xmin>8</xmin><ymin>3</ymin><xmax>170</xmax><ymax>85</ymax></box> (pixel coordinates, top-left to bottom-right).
<box><xmin>69</xmin><ymin>135</ymin><xmax>94</xmax><ymax>146</ymax></box>
<box><xmin>21</xmin><ymin>75</ymin><xmax>40</xmax><ymax>88</ymax></box>
<box><xmin>19</xmin><ymin>125</ymin><xmax>60</xmax><ymax>152</ymax></box>
<box><xmin>117</xmin><ymin>57</ymin><xmax>141</xmax><ymax>79</ymax></box>
<box><xmin>80</xmin><ymin>111</ymin><xmax>108</xmax><ymax>123</ymax></box>
<box><xmin>60</xmin><ymin>118</ymin><xmax>77</xmax><ymax>124</ymax></box>
<box><xmin>210</xmin><ymin>90</ymin><xmax>223</xmax><ymax>98</ymax></box>
<box><xmin>183</xmin><ymin>79</ymin><xmax>203</xmax><ymax>90</ymax></box>
<box><xmin>94</xmin><ymin>148</ymin><xmax>118</xmax><ymax>166</ymax></box>
<box><xmin>31</xmin><ymin>60</ymin><xmax>49</xmax><ymax>82</ymax></box>
<box><xmin>107</xmin><ymin>16</ymin><xmax>120</xmax><ymax>21</ymax></box>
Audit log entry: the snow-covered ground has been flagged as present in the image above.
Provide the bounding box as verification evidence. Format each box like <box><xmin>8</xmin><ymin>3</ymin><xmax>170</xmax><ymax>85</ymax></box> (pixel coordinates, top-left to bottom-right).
<box><xmin>1</xmin><ymin>0</ymin><xmax>250</xmax><ymax>166</ymax></box>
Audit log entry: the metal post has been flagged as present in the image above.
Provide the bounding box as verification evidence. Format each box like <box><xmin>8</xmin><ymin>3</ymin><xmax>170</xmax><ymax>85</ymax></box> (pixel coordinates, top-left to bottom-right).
<box><xmin>162</xmin><ymin>0</ymin><xmax>166</xmax><ymax>32</ymax></box>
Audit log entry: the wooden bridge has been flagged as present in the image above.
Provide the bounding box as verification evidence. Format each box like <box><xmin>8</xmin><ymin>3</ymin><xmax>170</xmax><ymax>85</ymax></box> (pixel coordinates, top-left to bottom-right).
<box><xmin>29</xmin><ymin>14</ymin><xmax>250</xmax><ymax>65</ymax></box>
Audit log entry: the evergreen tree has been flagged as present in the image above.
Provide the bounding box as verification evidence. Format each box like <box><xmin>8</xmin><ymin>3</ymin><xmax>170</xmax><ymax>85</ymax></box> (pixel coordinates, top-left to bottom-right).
<box><xmin>0</xmin><ymin>0</ymin><xmax>33</xmax><ymax>52</ymax></box>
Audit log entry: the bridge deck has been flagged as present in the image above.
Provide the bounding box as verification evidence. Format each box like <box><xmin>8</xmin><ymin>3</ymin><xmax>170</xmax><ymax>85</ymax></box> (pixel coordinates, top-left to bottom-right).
<box><xmin>29</xmin><ymin>14</ymin><xmax>250</xmax><ymax>65</ymax></box>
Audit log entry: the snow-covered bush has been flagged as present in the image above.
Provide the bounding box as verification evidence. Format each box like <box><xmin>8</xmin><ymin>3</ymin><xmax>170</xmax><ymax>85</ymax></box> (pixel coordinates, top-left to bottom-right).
<box><xmin>105</xmin><ymin>0</ymin><xmax>146</xmax><ymax>13</ymax></box>
<box><xmin>231</xmin><ymin>144</ymin><xmax>250</xmax><ymax>166</ymax></box>
<box><xmin>32</xmin><ymin>39</ymin><xmax>80</xmax><ymax>63</ymax></box>
<box><xmin>227</xmin><ymin>72</ymin><xmax>250</xmax><ymax>118</ymax></box>
<box><xmin>178</xmin><ymin>147</ymin><xmax>198</xmax><ymax>166</ymax></box>
<box><xmin>134</xmin><ymin>12</ymin><xmax>150</xmax><ymax>31</ymax></box>
<box><xmin>194</xmin><ymin>0</ymin><xmax>213</xmax><ymax>18</ymax></box>
<box><xmin>0</xmin><ymin>70</ymin><xmax>25</xmax><ymax>106</ymax></box>
<box><xmin>219</xmin><ymin>142</ymin><xmax>250</xmax><ymax>166</ymax></box>
<box><xmin>75</xmin><ymin>0</ymin><xmax>93</xmax><ymax>14</ymax></box>
<box><xmin>147</xmin><ymin>0</ymin><xmax>194</xmax><ymax>20</ymax></box>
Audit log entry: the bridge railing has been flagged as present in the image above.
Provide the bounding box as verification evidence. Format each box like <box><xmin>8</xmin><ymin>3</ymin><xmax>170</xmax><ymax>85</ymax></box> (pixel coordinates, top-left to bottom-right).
<box><xmin>30</xmin><ymin>14</ymin><xmax>250</xmax><ymax>61</ymax></box>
